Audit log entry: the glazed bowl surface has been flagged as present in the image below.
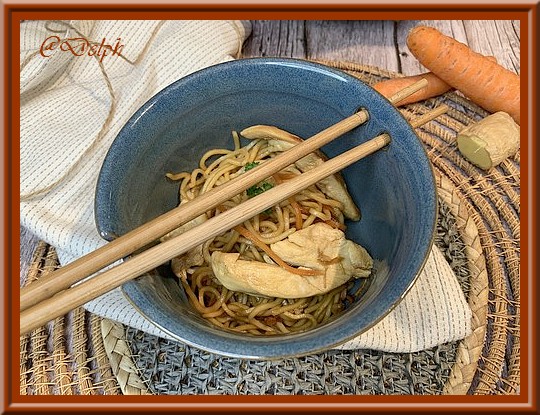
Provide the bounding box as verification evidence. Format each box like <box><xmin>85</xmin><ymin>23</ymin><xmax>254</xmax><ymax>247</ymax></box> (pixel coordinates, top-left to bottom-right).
<box><xmin>95</xmin><ymin>58</ymin><xmax>437</xmax><ymax>359</ymax></box>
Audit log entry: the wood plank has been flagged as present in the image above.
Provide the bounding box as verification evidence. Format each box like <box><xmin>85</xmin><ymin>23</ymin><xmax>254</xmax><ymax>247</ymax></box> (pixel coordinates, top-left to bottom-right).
<box><xmin>241</xmin><ymin>20</ymin><xmax>306</xmax><ymax>58</ymax></box>
<box><xmin>244</xmin><ymin>20</ymin><xmax>520</xmax><ymax>76</ymax></box>
<box><xmin>305</xmin><ymin>20</ymin><xmax>398</xmax><ymax>71</ymax></box>
<box><xmin>462</xmin><ymin>20</ymin><xmax>520</xmax><ymax>74</ymax></box>
<box><xmin>243</xmin><ymin>20</ymin><xmax>399</xmax><ymax>71</ymax></box>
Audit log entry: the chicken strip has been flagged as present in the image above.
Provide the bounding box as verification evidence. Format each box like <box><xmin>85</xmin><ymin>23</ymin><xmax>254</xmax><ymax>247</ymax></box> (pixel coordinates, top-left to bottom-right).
<box><xmin>210</xmin><ymin>223</ymin><xmax>372</xmax><ymax>298</ymax></box>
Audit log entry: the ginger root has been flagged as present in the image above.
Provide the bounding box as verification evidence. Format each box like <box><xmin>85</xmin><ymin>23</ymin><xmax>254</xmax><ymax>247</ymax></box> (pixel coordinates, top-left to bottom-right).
<box><xmin>457</xmin><ymin>112</ymin><xmax>520</xmax><ymax>170</ymax></box>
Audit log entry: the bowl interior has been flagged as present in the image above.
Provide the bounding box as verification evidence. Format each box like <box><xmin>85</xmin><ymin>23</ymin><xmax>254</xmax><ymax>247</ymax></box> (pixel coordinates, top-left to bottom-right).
<box><xmin>95</xmin><ymin>58</ymin><xmax>437</xmax><ymax>359</ymax></box>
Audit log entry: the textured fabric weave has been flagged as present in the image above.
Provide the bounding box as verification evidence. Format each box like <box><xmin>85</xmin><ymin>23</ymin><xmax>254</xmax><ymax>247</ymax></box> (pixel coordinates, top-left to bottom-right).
<box><xmin>20</xmin><ymin>20</ymin><xmax>472</xmax><ymax>353</ymax></box>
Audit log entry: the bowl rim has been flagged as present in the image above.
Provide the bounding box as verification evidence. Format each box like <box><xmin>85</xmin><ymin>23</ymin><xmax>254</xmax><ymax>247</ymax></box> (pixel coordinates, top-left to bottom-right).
<box><xmin>96</xmin><ymin>56</ymin><xmax>438</xmax><ymax>359</ymax></box>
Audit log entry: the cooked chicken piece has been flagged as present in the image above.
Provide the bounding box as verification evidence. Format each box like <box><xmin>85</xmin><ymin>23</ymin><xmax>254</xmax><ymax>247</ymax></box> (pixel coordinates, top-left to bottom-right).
<box><xmin>210</xmin><ymin>223</ymin><xmax>372</xmax><ymax>298</ymax></box>
<box><xmin>240</xmin><ymin>125</ymin><xmax>361</xmax><ymax>221</ymax></box>
<box><xmin>241</xmin><ymin>125</ymin><xmax>299</xmax><ymax>144</ymax></box>
<box><xmin>211</xmin><ymin>252</ymin><xmax>327</xmax><ymax>298</ymax></box>
<box><xmin>161</xmin><ymin>213</ymin><xmax>207</xmax><ymax>273</ymax></box>
<box><xmin>271</xmin><ymin>222</ymin><xmax>372</xmax><ymax>279</ymax></box>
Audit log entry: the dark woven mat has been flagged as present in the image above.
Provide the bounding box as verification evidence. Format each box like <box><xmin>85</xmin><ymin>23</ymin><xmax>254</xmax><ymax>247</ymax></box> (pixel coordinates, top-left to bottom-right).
<box><xmin>125</xmin><ymin>197</ymin><xmax>470</xmax><ymax>395</ymax></box>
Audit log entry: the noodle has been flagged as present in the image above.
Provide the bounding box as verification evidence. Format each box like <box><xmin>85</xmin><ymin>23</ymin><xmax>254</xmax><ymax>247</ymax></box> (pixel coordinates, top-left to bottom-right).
<box><xmin>166</xmin><ymin>130</ymin><xmax>368</xmax><ymax>335</ymax></box>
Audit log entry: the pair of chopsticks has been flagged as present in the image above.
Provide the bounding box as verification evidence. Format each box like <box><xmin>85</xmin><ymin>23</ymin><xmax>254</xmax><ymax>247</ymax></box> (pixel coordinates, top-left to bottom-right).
<box><xmin>20</xmin><ymin>79</ymin><xmax>447</xmax><ymax>335</ymax></box>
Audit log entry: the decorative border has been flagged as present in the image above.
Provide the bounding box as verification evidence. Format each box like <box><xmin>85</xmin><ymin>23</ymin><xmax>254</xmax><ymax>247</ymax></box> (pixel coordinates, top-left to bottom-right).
<box><xmin>5</xmin><ymin>4</ymin><xmax>535</xmax><ymax>413</ymax></box>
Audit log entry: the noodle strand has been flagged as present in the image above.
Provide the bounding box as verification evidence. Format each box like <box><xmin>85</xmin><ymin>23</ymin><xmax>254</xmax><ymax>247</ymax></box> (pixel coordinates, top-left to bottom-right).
<box><xmin>165</xmin><ymin>134</ymin><xmax>365</xmax><ymax>335</ymax></box>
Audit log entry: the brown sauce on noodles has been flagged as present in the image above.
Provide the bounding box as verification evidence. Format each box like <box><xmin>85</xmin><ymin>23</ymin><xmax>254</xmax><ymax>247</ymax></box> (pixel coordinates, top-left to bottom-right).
<box><xmin>165</xmin><ymin>131</ymin><xmax>367</xmax><ymax>335</ymax></box>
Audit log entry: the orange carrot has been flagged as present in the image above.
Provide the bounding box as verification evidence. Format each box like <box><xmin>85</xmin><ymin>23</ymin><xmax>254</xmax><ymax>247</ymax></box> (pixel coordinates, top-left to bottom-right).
<box><xmin>406</xmin><ymin>25</ymin><xmax>520</xmax><ymax>124</ymax></box>
<box><xmin>373</xmin><ymin>72</ymin><xmax>452</xmax><ymax>106</ymax></box>
<box><xmin>373</xmin><ymin>57</ymin><xmax>497</xmax><ymax>107</ymax></box>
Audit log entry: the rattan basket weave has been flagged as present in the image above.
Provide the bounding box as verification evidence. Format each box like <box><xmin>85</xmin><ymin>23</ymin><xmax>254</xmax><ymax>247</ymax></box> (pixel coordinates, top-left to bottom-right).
<box><xmin>19</xmin><ymin>61</ymin><xmax>520</xmax><ymax>396</ymax></box>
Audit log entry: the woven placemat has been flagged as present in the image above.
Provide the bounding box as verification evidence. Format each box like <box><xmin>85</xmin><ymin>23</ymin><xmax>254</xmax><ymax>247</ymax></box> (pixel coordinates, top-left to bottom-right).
<box><xmin>19</xmin><ymin>61</ymin><xmax>520</xmax><ymax>396</ymax></box>
<box><xmin>20</xmin><ymin>241</ymin><xmax>122</xmax><ymax>395</ymax></box>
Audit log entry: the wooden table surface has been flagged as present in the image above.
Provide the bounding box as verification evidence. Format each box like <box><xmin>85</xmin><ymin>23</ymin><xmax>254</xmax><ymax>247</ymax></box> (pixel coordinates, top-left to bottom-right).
<box><xmin>19</xmin><ymin>19</ymin><xmax>521</xmax><ymax>281</ymax></box>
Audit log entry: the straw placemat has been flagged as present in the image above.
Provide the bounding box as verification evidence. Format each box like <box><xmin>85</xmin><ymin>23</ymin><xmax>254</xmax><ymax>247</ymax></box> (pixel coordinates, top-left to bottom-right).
<box><xmin>19</xmin><ymin>61</ymin><xmax>520</xmax><ymax>395</ymax></box>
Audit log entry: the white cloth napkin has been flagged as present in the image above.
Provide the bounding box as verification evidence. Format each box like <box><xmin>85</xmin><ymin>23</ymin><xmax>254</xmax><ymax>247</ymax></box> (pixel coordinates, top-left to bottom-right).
<box><xmin>20</xmin><ymin>20</ymin><xmax>472</xmax><ymax>353</ymax></box>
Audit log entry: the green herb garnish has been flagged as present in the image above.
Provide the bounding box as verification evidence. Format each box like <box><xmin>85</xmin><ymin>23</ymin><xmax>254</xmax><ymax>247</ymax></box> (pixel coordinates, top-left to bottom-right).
<box><xmin>246</xmin><ymin>180</ymin><xmax>274</xmax><ymax>198</ymax></box>
<box><xmin>244</xmin><ymin>161</ymin><xmax>273</xmax><ymax>213</ymax></box>
<box><xmin>244</xmin><ymin>161</ymin><xmax>259</xmax><ymax>171</ymax></box>
<box><xmin>261</xmin><ymin>181</ymin><xmax>273</xmax><ymax>191</ymax></box>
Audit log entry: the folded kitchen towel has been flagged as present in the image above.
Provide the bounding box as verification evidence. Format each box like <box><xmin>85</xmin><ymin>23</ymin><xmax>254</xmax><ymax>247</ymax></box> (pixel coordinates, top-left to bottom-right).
<box><xmin>19</xmin><ymin>19</ymin><xmax>472</xmax><ymax>353</ymax></box>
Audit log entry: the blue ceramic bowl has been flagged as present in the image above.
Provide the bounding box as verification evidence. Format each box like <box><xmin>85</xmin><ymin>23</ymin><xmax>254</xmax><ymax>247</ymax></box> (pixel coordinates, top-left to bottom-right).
<box><xmin>95</xmin><ymin>58</ymin><xmax>437</xmax><ymax>359</ymax></box>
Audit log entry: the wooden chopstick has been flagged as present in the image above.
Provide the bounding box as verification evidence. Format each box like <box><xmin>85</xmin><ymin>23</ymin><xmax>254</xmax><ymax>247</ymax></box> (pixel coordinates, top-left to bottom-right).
<box><xmin>20</xmin><ymin>133</ymin><xmax>391</xmax><ymax>335</ymax></box>
<box><xmin>20</xmin><ymin>111</ymin><xmax>367</xmax><ymax>312</ymax></box>
<box><xmin>20</xmin><ymin>101</ymin><xmax>448</xmax><ymax>336</ymax></box>
<box><xmin>19</xmin><ymin>78</ymin><xmax>429</xmax><ymax>313</ymax></box>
